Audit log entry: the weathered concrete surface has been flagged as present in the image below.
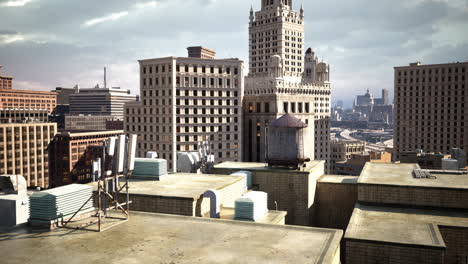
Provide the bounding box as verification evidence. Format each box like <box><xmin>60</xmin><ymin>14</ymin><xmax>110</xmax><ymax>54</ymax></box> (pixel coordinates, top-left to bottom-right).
<box><xmin>359</xmin><ymin>163</ymin><xmax>468</xmax><ymax>190</ymax></box>
<box><xmin>0</xmin><ymin>212</ymin><xmax>342</xmax><ymax>264</ymax></box>
<box><xmin>215</xmin><ymin>207</ymin><xmax>287</xmax><ymax>225</ymax></box>
<box><xmin>89</xmin><ymin>173</ymin><xmax>244</xmax><ymax>199</ymax></box>
<box><xmin>318</xmin><ymin>175</ymin><xmax>358</xmax><ymax>184</ymax></box>
<box><xmin>345</xmin><ymin>203</ymin><xmax>468</xmax><ymax>247</ymax></box>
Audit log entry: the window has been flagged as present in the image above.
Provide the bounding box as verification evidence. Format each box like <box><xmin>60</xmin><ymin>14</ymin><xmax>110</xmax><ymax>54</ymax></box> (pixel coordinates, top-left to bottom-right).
<box><xmin>249</xmin><ymin>103</ymin><xmax>253</xmax><ymax>113</ymax></box>
<box><xmin>265</xmin><ymin>103</ymin><xmax>270</xmax><ymax>113</ymax></box>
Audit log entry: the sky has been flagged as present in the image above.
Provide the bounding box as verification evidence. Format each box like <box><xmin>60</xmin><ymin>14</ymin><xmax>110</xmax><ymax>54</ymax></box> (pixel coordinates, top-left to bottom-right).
<box><xmin>1</xmin><ymin>0</ymin><xmax>467</xmax><ymax>108</ymax></box>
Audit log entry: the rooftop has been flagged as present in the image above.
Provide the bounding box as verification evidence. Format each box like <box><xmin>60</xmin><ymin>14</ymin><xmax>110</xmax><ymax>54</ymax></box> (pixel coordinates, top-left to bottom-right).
<box><xmin>345</xmin><ymin>203</ymin><xmax>468</xmax><ymax>248</ymax></box>
<box><xmin>359</xmin><ymin>163</ymin><xmax>468</xmax><ymax>190</ymax></box>
<box><xmin>213</xmin><ymin>160</ymin><xmax>324</xmax><ymax>173</ymax></box>
<box><xmin>0</xmin><ymin>212</ymin><xmax>342</xmax><ymax>264</ymax></box>
<box><xmin>58</xmin><ymin>130</ymin><xmax>124</xmax><ymax>138</ymax></box>
<box><xmin>318</xmin><ymin>175</ymin><xmax>359</xmax><ymax>184</ymax></box>
<box><xmin>91</xmin><ymin>173</ymin><xmax>244</xmax><ymax>199</ymax></box>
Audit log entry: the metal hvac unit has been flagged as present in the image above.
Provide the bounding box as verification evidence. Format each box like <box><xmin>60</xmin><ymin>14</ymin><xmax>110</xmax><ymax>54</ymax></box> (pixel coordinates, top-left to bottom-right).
<box><xmin>234</xmin><ymin>191</ymin><xmax>268</xmax><ymax>221</ymax></box>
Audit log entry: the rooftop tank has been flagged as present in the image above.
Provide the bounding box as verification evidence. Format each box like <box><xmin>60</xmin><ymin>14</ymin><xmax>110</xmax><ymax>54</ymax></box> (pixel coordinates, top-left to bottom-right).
<box><xmin>266</xmin><ymin>114</ymin><xmax>310</xmax><ymax>168</ymax></box>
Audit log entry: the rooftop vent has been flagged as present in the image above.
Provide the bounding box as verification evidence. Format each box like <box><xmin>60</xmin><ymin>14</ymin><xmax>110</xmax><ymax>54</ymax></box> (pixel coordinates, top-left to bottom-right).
<box><xmin>413</xmin><ymin>169</ymin><xmax>436</xmax><ymax>179</ymax></box>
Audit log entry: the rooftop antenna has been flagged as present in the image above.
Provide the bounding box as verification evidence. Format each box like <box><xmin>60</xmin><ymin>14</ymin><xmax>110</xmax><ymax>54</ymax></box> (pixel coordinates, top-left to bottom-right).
<box><xmin>104</xmin><ymin>67</ymin><xmax>107</xmax><ymax>88</ymax></box>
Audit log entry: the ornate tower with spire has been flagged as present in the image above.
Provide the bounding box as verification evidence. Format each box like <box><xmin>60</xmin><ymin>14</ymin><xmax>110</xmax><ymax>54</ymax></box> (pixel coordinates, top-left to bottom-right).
<box><xmin>249</xmin><ymin>0</ymin><xmax>305</xmax><ymax>78</ymax></box>
<box><xmin>243</xmin><ymin>1</ymin><xmax>332</xmax><ymax>170</ymax></box>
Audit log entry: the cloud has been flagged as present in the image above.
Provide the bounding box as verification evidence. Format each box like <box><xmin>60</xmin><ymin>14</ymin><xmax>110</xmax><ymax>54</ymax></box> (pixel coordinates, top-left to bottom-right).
<box><xmin>0</xmin><ymin>33</ymin><xmax>25</xmax><ymax>44</ymax></box>
<box><xmin>0</xmin><ymin>0</ymin><xmax>467</xmax><ymax>108</ymax></box>
<box><xmin>82</xmin><ymin>11</ymin><xmax>129</xmax><ymax>27</ymax></box>
<box><xmin>134</xmin><ymin>1</ymin><xmax>158</xmax><ymax>9</ymax></box>
<box><xmin>1</xmin><ymin>0</ymin><xmax>34</xmax><ymax>7</ymax></box>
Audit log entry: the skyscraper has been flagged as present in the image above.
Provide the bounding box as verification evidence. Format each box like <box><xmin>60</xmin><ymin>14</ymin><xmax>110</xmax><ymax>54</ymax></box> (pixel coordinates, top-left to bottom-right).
<box><xmin>243</xmin><ymin>0</ymin><xmax>331</xmax><ymax>167</ymax></box>
<box><xmin>394</xmin><ymin>61</ymin><xmax>468</xmax><ymax>162</ymax></box>
<box><xmin>69</xmin><ymin>86</ymin><xmax>137</xmax><ymax>117</ymax></box>
<box><xmin>125</xmin><ymin>47</ymin><xmax>244</xmax><ymax>171</ymax></box>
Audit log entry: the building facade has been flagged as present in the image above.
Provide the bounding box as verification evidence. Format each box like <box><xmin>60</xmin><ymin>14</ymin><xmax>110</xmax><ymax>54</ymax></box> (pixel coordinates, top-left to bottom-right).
<box><xmin>69</xmin><ymin>86</ymin><xmax>137</xmax><ymax>117</ymax></box>
<box><xmin>0</xmin><ymin>89</ymin><xmax>57</xmax><ymax>123</ymax></box>
<box><xmin>330</xmin><ymin>140</ymin><xmax>366</xmax><ymax>174</ymax></box>
<box><xmin>243</xmin><ymin>1</ymin><xmax>331</xmax><ymax>168</ymax></box>
<box><xmin>64</xmin><ymin>115</ymin><xmax>122</xmax><ymax>131</ymax></box>
<box><xmin>125</xmin><ymin>48</ymin><xmax>244</xmax><ymax>171</ymax></box>
<box><xmin>48</xmin><ymin>130</ymin><xmax>124</xmax><ymax>187</ymax></box>
<box><xmin>0</xmin><ymin>122</ymin><xmax>57</xmax><ymax>188</ymax></box>
<box><xmin>394</xmin><ymin>61</ymin><xmax>468</xmax><ymax>162</ymax></box>
<box><xmin>0</xmin><ymin>66</ymin><xmax>13</xmax><ymax>90</ymax></box>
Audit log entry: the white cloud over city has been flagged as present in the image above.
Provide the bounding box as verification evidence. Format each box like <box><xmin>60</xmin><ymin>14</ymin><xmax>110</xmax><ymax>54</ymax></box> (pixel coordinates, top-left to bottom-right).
<box><xmin>0</xmin><ymin>0</ymin><xmax>467</xmax><ymax>107</ymax></box>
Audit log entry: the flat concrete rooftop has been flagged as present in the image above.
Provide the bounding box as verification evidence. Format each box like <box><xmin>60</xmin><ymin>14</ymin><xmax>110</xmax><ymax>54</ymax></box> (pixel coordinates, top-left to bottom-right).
<box><xmin>213</xmin><ymin>160</ymin><xmax>324</xmax><ymax>173</ymax></box>
<box><xmin>90</xmin><ymin>173</ymin><xmax>243</xmax><ymax>199</ymax></box>
<box><xmin>359</xmin><ymin>163</ymin><xmax>468</xmax><ymax>190</ymax></box>
<box><xmin>318</xmin><ymin>175</ymin><xmax>359</xmax><ymax>184</ymax></box>
<box><xmin>345</xmin><ymin>203</ymin><xmax>468</xmax><ymax>248</ymax></box>
<box><xmin>0</xmin><ymin>212</ymin><xmax>342</xmax><ymax>264</ymax></box>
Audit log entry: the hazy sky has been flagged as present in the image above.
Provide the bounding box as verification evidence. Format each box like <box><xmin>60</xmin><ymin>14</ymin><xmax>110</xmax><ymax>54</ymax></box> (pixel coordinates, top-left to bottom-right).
<box><xmin>1</xmin><ymin>0</ymin><xmax>467</xmax><ymax>107</ymax></box>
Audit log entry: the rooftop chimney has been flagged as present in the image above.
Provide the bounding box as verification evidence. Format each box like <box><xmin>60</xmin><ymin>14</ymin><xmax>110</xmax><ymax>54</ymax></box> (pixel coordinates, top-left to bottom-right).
<box><xmin>187</xmin><ymin>46</ymin><xmax>216</xmax><ymax>59</ymax></box>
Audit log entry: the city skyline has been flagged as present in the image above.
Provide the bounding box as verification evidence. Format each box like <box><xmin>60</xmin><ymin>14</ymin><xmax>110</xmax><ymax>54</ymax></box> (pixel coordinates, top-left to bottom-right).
<box><xmin>1</xmin><ymin>0</ymin><xmax>468</xmax><ymax>107</ymax></box>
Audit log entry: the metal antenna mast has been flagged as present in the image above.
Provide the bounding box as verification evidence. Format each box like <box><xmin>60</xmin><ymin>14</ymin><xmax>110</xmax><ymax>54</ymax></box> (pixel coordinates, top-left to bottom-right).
<box><xmin>104</xmin><ymin>67</ymin><xmax>107</xmax><ymax>88</ymax></box>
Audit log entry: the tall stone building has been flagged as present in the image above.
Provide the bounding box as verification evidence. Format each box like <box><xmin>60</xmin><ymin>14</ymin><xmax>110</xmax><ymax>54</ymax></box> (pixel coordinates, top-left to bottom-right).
<box><xmin>394</xmin><ymin>61</ymin><xmax>468</xmax><ymax>162</ymax></box>
<box><xmin>125</xmin><ymin>47</ymin><xmax>244</xmax><ymax>171</ymax></box>
<box><xmin>243</xmin><ymin>0</ymin><xmax>331</xmax><ymax>167</ymax></box>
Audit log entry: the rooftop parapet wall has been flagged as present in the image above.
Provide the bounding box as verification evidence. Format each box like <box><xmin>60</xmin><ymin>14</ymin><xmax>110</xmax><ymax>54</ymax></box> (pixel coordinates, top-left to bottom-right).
<box><xmin>358</xmin><ymin>163</ymin><xmax>468</xmax><ymax>209</ymax></box>
<box><xmin>212</xmin><ymin>161</ymin><xmax>325</xmax><ymax>226</ymax></box>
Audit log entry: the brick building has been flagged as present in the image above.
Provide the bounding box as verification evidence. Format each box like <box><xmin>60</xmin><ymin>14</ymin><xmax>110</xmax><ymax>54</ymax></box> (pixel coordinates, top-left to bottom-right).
<box><xmin>48</xmin><ymin>130</ymin><xmax>124</xmax><ymax>187</ymax></box>
<box><xmin>335</xmin><ymin>150</ymin><xmax>392</xmax><ymax>176</ymax></box>
<box><xmin>0</xmin><ymin>122</ymin><xmax>57</xmax><ymax>188</ymax></box>
<box><xmin>0</xmin><ymin>89</ymin><xmax>57</xmax><ymax>123</ymax></box>
<box><xmin>330</xmin><ymin>140</ymin><xmax>366</xmax><ymax>174</ymax></box>
<box><xmin>0</xmin><ymin>65</ymin><xmax>13</xmax><ymax>89</ymax></box>
<box><xmin>394</xmin><ymin>61</ymin><xmax>468</xmax><ymax>163</ymax></box>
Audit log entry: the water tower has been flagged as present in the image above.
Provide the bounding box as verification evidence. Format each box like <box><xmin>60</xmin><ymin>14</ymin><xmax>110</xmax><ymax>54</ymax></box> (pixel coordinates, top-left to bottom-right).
<box><xmin>266</xmin><ymin>114</ymin><xmax>310</xmax><ymax>169</ymax></box>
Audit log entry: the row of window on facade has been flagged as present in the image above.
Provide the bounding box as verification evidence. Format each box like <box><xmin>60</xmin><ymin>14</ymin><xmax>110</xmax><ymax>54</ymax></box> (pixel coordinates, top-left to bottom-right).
<box><xmin>127</xmin><ymin>123</ymin><xmax>239</xmax><ymax>134</ymax></box>
<box><xmin>251</xmin><ymin>17</ymin><xmax>302</xmax><ymax>26</ymax></box>
<box><xmin>396</xmin><ymin>88</ymin><xmax>465</xmax><ymax>96</ymax></box>
<box><xmin>176</xmin><ymin>65</ymin><xmax>239</xmax><ymax>75</ymax></box>
<box><xmin>252</xmin><ymin>66</ymin><xmax>302</xmax><ymax>73</ymax></box>
<box><xmin>397</xmin><ymin>67</ymin><xmax>466</xmax><ymax>76</ymax></box>
<box><xmin>126</xmin><ymin>106</ymin><xmax>239</xmax><ymax>117</ymax></box>
<box><xmin>176</xmin><ymin>77</ymin><xmax>239</xmax><ymax>88</ymax></box>
<box><xmin>175</xmin><ymin>90</ymin><xmax>238</xmax><ymax>98</ymax></box>
<box><xmin>175</xmin><ymin>116</ymin><xmax>238</xmax><ymax>125</ymax></box>
<box><xmin>175</xmin><ymin>98</ymin><xmax>238</xmax><ymax>107</ymax></box>
<box><xmin>397</xmin><ymin>75</ymin><xmax>466</xmax><ymax>84</ymax></box>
